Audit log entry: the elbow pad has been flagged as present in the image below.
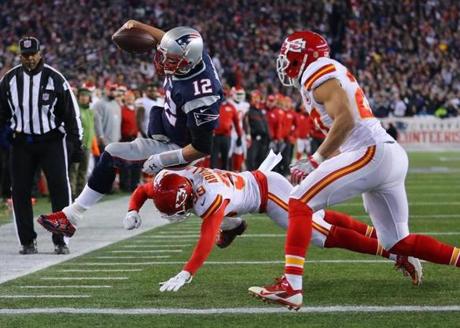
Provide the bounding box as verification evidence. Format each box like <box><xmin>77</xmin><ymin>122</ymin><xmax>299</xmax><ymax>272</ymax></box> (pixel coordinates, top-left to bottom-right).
<box><xmin>190</xmin><ymin>128</ymin><xmax>213</xmax><ymax>154</ymax></box>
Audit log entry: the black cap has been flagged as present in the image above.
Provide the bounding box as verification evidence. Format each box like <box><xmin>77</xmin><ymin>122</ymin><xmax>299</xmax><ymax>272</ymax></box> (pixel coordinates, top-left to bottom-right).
<box><xmin>19</xmin><ymin>37</ymin><xmax>40</xmax><ymax>55</ymax></box>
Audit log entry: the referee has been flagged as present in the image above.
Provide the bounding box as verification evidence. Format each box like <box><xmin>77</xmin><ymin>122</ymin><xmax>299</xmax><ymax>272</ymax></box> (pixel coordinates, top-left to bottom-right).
<box><xmin>0</xmin><ymin>37</ymin><xmax>83</xmax><ymax>255</ymax></box>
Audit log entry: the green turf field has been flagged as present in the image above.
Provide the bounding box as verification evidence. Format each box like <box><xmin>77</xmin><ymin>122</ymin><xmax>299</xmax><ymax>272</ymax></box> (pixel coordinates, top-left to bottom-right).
<box><xmin>0</xmin><ymin>152</ymin><xmax>459</xmax><ymax>327</ymax></box>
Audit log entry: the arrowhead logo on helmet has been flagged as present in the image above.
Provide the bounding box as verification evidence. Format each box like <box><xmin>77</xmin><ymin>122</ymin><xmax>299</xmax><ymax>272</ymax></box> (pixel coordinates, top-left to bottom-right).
<box><xmin>276</xmin><ymin>31</ymin><xmax>330</xmax><ymax>88</ymax></box>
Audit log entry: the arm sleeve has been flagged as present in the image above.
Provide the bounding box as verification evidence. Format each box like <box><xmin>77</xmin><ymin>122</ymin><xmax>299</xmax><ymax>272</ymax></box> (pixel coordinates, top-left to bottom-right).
<box><xmin>183</xmin><ymin>198</ymin><xmax>228</xmax><ymax>275</ymax></box>
<box><xmin>189</xmin><ymin>127</ymin><xmax>213</xmax><ymax>154</ymax></box>
<box><xmin>232</xmin><ymin>107</ymin><xmax>243</xmax><ymax>137</ymax></box>
<box><xmin>0</xmin><ymin>76</ymin><xmax>11</xmax><ymax>127</ymax></box>
<box><xmin>56</xmin><ymin>80</ymin><xmax>82</xmax><ymax>141</ymax></box>
<box><xmin>128</xmin><ymin>183</ymin><xmax>155</xmax><ymax>212</ymax></box>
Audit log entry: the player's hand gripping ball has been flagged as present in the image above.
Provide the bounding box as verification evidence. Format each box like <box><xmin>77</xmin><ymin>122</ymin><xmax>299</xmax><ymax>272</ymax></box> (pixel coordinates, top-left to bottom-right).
<box><xmin>112</xmin><ymin>20</ymin><xmax>157</xmax><ymax>53</ymax></box>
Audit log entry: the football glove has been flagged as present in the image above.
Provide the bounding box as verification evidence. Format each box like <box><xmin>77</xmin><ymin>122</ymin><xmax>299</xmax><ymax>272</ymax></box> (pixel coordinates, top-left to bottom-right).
<box><xmin>290</xmin><ymin>155</ymin><xmax>320</xmax><ymax>185</ymax></box>
<box><xmin>159</xmin><ymin>270</ymin><xmax>193</xmax><ymax>292</ymax></box>
<box><xmin>123</xmin><ymin>210</ymin><xmax>142</xmax><ymax>230</ymax></box>
<box><xmin>142</xmin><ymin>154</ymin><xmax>163</xmax><ymax>175</ymax></box>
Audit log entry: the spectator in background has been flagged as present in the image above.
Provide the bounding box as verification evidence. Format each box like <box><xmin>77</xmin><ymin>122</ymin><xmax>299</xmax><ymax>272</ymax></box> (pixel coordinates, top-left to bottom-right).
<box><xmin>94</xmin><ymin>82</ymin><xmax>122</xmax><ymax>153</ymax></box>
<box><xmin>295</xmin><ymin>106</ymin><xmax>311</xmax><ymax>160</ymax></box>
<box><xmin>266</xmin><ymin>95</ymin><xmax>285</xmax><ymax>155</ymax></box>
<box><xmin>211</xmin><ymin>100</ymin><xmax>242</xmax><ymax>170</ymax></box>
<box><xmin>279</xmin><ymin>96</ymin><xmax>297</xmax><ymax>176</ymax></box>
<box><xmin>135</xmin><ymin>83</ymin><xmax>163</xmax><ymax>138</ymax></box>
<box><xmin>386</xmin><ymin>123</ymin><xmax>399</xmax><ymax>141</ymax></box>
<box><xmin>391</xmin><ymin>93</ymin><xmax>407</xmax><ymax>117</ymax></box>
<box><xmin>246</xmin><ymin>90</ymin><xmax>269</xmax><ymax>170</ymax></box>
<box><xmin>119</xmin><ymin>90</ymin><xmax>140</xmax><ymax>192</ymax></box>
<box><xmin>70</xmin><ymin>87</ymin><xmax>95</xmax><ymax>199</ymax></box>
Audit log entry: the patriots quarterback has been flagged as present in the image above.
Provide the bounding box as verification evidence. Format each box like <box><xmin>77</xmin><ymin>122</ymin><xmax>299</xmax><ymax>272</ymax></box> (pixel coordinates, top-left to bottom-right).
<box><xmin>38</xmin><ymin>20</ymin><xmax>223</xmax><ymax>236</ymax></box>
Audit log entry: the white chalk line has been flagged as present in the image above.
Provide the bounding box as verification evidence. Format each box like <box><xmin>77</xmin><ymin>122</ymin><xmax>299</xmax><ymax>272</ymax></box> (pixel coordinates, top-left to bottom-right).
<box><xmin>0</xmin><ymin>295</ymin><xmax>91</xmax><ymax>299</ymax></box>
<box><xmin>40</xmin><ymin>277</ymin><xmax>128</xmax><ymax>281</ymax></box>
<box><xmin>20</xmin><ymin>286</ymin><xmax>112</xmax><ymax>289</ymax></box>
<box><xmin>1</xmin><ymin>305</ymin><xmax>459</xmax><ymax>314</ymax></box>
<box><xmin>94</xmin><ymin>256</ymin><xmax>171</xmax><ymax>259</ymax></box>
<box><xmin>121</xmin><ymin>244</ymin><xmax>191</xmax><ymax>248</ymax></box>
<box><xmin>110</xmin><ymin>250</ymin><xmax>183</xmax><ymax>253</ymax></box>
<box><xmin>55</xmin><ymin>269</ymin><xmax>142</xmax><ymax>273</ymax></box>
<box><xmin>65</xmin><ymin>260</ymin><xmax>393</xmax><ymax>266</ymax></box>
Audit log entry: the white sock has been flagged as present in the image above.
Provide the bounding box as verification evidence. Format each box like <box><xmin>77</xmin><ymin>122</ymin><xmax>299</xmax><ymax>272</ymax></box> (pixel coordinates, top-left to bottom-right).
<box><xmin>285</xmin><ymin>274</ymin><xmax>303</xmax><ymax>290</ymax></box>
<box><xmin>63</xmin><ymin>185</ymin><xmax>104</xmax><ymax>225</ymax></box>
<box><xmin>220</xmin><ymin>217</ymin><xmax>243</xmax><ymax>231</ymax></box>
<box><xmin>75</xmin><ymin>185</ymin><xmax>104</xmax><ymax>209</ymax></box>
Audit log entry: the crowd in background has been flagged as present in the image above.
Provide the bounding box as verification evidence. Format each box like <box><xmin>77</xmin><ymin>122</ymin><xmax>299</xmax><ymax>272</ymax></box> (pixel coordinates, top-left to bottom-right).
<box><xmin>0</xmin><ymin>0</ymin><xmax>459</xmax><ymax>198</ymax></box>
<box><xmin>1</xmin><ymin>0</ymin><xmax>459</xmax><ymax>118</ymax></box>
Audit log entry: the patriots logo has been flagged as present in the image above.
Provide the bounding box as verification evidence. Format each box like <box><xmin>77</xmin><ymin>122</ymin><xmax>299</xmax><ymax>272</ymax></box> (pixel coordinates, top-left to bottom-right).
<box><xmin>175</xmin><ymin>33</ymin><xmax>201</xmax><ymax>49</ymax></box>
<box><xmin>193</xmin><ymin>112</ymin><xmax>219</xmax><ymax>126</ymax></box>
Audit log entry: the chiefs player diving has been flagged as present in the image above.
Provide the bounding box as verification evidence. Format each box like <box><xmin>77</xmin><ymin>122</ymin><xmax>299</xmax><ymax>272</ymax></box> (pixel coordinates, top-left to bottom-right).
<box><xmin>124</xmin><ymin>154</ymin><xmax>421</xmax><ymax>292</ymax></box>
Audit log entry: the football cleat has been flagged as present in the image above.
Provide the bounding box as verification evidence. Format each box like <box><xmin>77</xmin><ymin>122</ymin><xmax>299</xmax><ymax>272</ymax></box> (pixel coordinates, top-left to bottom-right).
<box><xmin>19</xmin><ymin>240</ymin><xmax>38</xmax><ymax>255</ymax></box>
<box><xmin>54</xmin><ymin>244</ymin><xmax>70</xmax><ymax>255</ymax></box>
<box><xmin>216</xmin><ymin>220</ymin><xmax>248</xmax><ymax>248</ymax></box>
<box><xmin>248</xmin><ymin>276</ymin><xmax>303</xmax><ymax>311</ymax></box>
<box><xmin>37</xmin><ymin>211</ymin><xmax>76</xmax><ymax>237</ymax></box>
<box><xmin>395</xmin><ymin>255</ymin><xmax>423</xmax><ymax>286</ymax></box>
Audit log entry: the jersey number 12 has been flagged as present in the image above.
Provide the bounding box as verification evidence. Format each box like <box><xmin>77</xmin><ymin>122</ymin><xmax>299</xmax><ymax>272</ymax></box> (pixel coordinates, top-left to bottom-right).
<box><xmin>193</xmin><ymin>79</ymin><xmax>213</xmax><ymax>96</ymax></box>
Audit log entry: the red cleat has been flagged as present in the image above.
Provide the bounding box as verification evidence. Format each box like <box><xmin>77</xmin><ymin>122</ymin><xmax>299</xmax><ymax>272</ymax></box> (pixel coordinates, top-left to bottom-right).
<box><xmin>37</xmin><ymin>211</ymin><xmax>76</xmax><ymax>237</ymax></box>
<box><xmin>248</xmin><ymin>276</ymin><xmax>303</xmax><ymax>310</ymax></box>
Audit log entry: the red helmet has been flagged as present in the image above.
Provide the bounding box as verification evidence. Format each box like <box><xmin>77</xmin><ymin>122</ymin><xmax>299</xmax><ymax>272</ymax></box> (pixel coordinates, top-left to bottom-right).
<box><xmin>153</xmin><ymin>173</ymin><xmax>194</xmax><ymax>222</ymax></box>
<box><xmin>277</xmin><ymin>31</ymin><xmax>330</xmax><ymax>87</ymax></box>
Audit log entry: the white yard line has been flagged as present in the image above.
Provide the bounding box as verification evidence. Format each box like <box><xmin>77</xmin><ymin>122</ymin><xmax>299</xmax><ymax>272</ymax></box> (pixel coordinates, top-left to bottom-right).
<box><xmin>94</xmin><ymin>256</ymin><xmax>171</xmax><ymax>259</ymax></box>
<box><xmin>121</xmin><ymin>245</ymin><xmax>191</xmax><ymax>248</ymax></box>
<box><xmin>40</xmin><ymin>277</ymin><xmax>128</xmax><ymax>280</ymax></box>
<box><xmin>110</xmin><ymin>250</ymin><xmax>183</xmax><ymax>253</ymax></box>
<box><xmin>20</xmin><ymin>286</ymin><xmax>112</xmax><ymax>289</ymax></box>
<box><xmin>55</xmin><ymin>269</ymin><xmax>143</xmax><ymax>273</ymax></box>
<box><xmin>0</xmin><ymin>295</ymin><xmax>91</xmax><ymax>299</ymax></box>
<box><xmin>66</xmin><ymin>260</ymin><xmax>393</xmax><ymax>266</ymax></box>
<box><xmin>338</xmin><ymin>202</ymin><xmax>460</xmax><ymax>207</ymax></box>
<box><xmin>1</xmin><ymin>305</ymin><xmax>459</xmax><ymax>314</ymax></box>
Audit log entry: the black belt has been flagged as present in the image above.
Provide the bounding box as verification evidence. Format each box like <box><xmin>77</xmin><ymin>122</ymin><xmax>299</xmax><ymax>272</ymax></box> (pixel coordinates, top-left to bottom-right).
<box><xmin>13</xmin><ymin>129</ymin><xmax>64</xmax><ymax>144</ymax></box>
<box><xmin>384</xmin><ymin>141</ymin><xmax>395</xmax><ymax>144</ymax></box>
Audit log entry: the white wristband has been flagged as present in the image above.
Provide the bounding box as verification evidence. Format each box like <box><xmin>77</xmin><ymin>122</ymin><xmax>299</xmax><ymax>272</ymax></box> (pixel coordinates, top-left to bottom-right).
<box><xmin>312</xmin><ymin>152</ymin><xmax>325</xmax><ymax>164</ymax></box>
<box><xmin>158</xmin><ymin>149</ymin><xmax>187</xmax><ymax>167</ymax></box>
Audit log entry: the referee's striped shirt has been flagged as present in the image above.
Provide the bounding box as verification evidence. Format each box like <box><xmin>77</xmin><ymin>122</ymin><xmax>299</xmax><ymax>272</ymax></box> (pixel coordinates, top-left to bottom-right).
<box><xmin>0</xmin><ymin>60</ymin><xmax>82</xmax><ymax>141</ymax></box>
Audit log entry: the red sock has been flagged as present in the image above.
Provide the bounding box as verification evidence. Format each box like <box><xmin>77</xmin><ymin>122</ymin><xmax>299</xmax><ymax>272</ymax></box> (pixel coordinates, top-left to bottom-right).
<box><xmin>232</xmin><ymin>154</ymin><xmax>244</xmax><ymax>172</ymax></box>
<box><xmin>284</xmin><ymin>199</ymin><xmax>312</xmax><ymax>276</ymax></box>
<box><xmin>390</xmin><ymin>234</ymin><xmax>460</xmax><ymax>267</ymax></box>
<box><xmin>325</xmin><ymin>226</ymin><xmax>390</xmax><ymax>258</ymax></box>
<box><xmin>324</xmin><ymin>210</ymin><xmax>377</xmax><ymax>238</ymax></box>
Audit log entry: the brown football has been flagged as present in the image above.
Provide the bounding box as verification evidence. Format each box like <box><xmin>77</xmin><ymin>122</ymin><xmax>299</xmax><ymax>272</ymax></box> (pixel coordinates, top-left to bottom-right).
<box><xmin>112</xmin><ymin>27</ymin><xmax>157</xmax><ymax>53</ymax></box>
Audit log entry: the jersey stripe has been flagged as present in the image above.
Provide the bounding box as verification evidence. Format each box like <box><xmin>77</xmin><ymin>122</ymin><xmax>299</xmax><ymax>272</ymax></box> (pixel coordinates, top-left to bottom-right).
<box><xmin>304</xmin><ymin>64</ymin><xmax>336</xmax><ymax>90</ymax></box>
<box><xmin>201</xmin><ymin>194</ymin><xmax>223</xmax><ymax>220</ymax></box>
<box><xmin>312</xmin><ymin>221</ymin><xmax>329</xmax><ymax>236</ymax></box>
<box><xmin>267</xmin><ymin>192</ymin><xmax>288</xmax><ymax>211</ymax></box>
<box><xmin>300</xmin><ymin>145</ymin><xmax>376</xmax><ymax>204</ymax></box>
<box><xmin>449</xmin><ymin>247</ymin><xmax>460</xmax><ymax>266</ymax></box>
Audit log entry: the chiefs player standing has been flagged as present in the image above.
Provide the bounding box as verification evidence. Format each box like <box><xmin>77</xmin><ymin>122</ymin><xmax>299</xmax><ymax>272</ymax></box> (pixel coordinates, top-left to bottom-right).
<box><xmin>249</xmin><ymin>31</ymin><xmax>460</xmax><ymax>310</ymax></box>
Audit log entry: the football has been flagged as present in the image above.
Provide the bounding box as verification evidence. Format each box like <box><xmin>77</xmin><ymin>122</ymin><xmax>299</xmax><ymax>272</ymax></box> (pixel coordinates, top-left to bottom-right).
<box><xmin>112</xmin><ymin>27</ymin><xmax>157</xmax><ymax>53</ymax></box>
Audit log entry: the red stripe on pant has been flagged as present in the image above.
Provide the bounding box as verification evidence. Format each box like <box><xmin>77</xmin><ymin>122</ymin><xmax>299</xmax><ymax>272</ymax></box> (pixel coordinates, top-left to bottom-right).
<box><xmin>284</xmin><ymin>199</ymin><xmax>312</xmax><ymax>275</ymax></box>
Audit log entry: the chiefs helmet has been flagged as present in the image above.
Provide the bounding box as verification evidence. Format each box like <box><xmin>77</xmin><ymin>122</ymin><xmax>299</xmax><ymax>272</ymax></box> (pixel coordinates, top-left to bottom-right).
<box><xmin>231</xmin><ymin>87</ymin><xmax>246</xmax><ymax>103</ymax></box>
<box><xmin>153</xmin><ymin>173</ymin><xmax>194</xmax><ymax>223</ymax></box>
<box><xmin>277</xmin><ymin>31</ymin><xmax>330</xmax><ymax>88</ymax></box>
<box><xmin>154</xmin><ymin>26</ymin><xmax>203</xmax><ymax>76</ymax></box>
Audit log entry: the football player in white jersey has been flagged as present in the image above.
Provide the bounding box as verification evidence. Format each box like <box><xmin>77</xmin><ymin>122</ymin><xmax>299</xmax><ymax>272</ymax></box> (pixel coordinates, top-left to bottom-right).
<box><xmin>228</xmin><ymin>87</ymin><xmax>250</xmax><ymax>171</ymax></box>
<box><xmin>123</xmin><ymin>160</ymin><xmax>420</xmax><ymax>292</ymax></box>
<box><xmin>249</xmin><ymin>31</ymin><xmax>460</xmax><ymax>310</ymax></box>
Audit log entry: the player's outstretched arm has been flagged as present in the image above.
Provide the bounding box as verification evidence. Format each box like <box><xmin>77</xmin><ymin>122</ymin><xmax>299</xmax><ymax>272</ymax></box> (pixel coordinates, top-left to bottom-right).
<box><xmin>120</xmin><ymin>19</ymin><xmax>165</xmax><ymax>44</ymax></box>
<box><xmin>312</xmin><ymin>79</ymin><xmax>355</xmax><ymax>160</ymax></box>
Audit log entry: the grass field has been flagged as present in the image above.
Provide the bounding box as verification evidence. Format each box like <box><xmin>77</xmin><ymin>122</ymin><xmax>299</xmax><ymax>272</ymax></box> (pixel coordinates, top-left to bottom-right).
<box><xmin>0</xmin><ymin>152</ymin><xmax>459</xmax><ymax>327</ymax></box>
